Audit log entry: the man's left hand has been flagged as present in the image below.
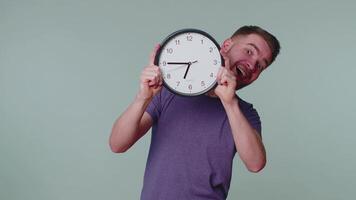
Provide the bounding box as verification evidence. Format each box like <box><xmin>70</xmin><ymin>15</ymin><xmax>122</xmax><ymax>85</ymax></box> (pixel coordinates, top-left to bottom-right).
<box><xmin>214</xmin><ymin>52</ymin><xmax>238</xmax><ymax>104</ymax></box>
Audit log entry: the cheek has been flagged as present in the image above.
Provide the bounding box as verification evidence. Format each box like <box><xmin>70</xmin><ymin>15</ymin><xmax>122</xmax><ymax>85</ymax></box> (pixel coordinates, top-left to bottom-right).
<box><xmin>227</xmin><ymin>48</ymin><xmax>243</xmax><ymax>61</ymax></box>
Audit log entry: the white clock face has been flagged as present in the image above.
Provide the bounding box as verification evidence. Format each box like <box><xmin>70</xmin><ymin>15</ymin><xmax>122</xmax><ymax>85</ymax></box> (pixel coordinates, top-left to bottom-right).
<box><xmin>156</xmin><ymin>30</ymin><xmax>223</xmax><ymax>96</ymax></box>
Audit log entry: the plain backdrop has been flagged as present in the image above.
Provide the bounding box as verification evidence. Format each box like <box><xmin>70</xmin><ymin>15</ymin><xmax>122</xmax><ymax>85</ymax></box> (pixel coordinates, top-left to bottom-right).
<box><xmin>1</xmin><ymin>0</ymin><xmax>356</xmax><ymax>199</ymax></box>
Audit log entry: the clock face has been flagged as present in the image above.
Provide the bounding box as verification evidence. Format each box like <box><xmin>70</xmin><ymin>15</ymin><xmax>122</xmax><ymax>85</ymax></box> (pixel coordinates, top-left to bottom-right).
<box><xmin>155</xmin><ymin>29</ymin><xmax>224</xmax><ymax>96</ymax></box>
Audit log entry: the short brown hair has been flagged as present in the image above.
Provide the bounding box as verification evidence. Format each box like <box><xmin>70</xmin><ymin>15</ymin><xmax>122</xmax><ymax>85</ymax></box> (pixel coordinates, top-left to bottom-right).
<box><xmin>232</xmin><ymin>26</ymin><xmax>280</xmax><ymax>63</ymax></box>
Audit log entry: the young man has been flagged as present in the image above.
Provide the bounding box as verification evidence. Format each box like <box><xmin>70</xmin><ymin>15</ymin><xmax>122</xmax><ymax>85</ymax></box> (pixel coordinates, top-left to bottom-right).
<box><xmin>110</xmin><ymin>26</ymin><xmax>280</xmax><ymax>199</ymax></box>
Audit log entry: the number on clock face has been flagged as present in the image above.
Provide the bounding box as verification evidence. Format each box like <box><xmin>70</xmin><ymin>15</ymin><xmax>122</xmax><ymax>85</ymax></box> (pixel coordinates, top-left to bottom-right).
<box><xmin>156</xmin><ymin>29</ymin><xmax>222</xmax><ymax>96</ymax></box>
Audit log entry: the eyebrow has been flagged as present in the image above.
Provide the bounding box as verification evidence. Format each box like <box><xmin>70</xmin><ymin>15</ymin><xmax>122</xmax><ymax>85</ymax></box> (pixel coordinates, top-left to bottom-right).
<box><xmin>247</xmin><ymin>43</ymin><xmax>269</xmax><ymax>67</ymax></box>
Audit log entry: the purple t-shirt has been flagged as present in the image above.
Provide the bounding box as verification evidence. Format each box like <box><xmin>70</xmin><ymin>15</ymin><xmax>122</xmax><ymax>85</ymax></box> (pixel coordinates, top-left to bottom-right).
<box><xmin>141</xmin><ymin>88</ymin><xmax>261</xmax><ymax>200</ymax></box>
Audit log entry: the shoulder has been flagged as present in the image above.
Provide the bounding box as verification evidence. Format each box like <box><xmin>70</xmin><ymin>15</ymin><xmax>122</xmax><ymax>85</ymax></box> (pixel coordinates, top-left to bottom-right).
<box><xmin>148</xmin><ymin>87</ymin><xmax>176</xmax><ymax>111</ymax></box>
<box><xmin>237</xmin><ymin>96</ymin><xmax>262</xmax><ymax>133</ymax></box>
<box><xmin>237</xmin><ymin>96</ymin><xmax>255</xmax><ymax>111</ymax></box>
<box><xmin>156</xmin><ymin>87</ymin><xmax>176</xmax><ymax>104</ymax></box>
<box><xmin>237</xmin><ymin>96</ymin><xmax>259</xmax><ymax>117</ymax></box>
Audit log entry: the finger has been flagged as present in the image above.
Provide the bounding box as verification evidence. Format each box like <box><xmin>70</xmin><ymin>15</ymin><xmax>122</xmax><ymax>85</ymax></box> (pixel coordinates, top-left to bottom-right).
<box><xmin>224</xmin><ymin>67</ymin><xmax>236</xmax><ymax>78</ymax></box>
<box><xmin>149</xmin><ymin>44</ymin><xmax>161</xmax><ymax>66</ymax></box>
<box><xmin>143</xmin><ymin>66</ymin><xmax>161</xmax><ymax>78</ymax></box>
<box><xmin>153</xmin><ymin>83</ymin><xmax>161</xmax><ymax>89</ymax></box>
<box><xmin>220</xmin><ymin>76</ymin><xmax>228</xmax><ymax>86</ymax></box>
<box><xmin>220</xmin><ymin>49</ymin><xmax>230</xmax><ymax>70</ymax></box>
<box><xmin>142</xmin><ymin>75</ymin><xmax>159</xmax><ymax>86</ymax></box>
<box><xmin>146</xmin><ymin>64</ymin><xmax>161</xmax><ymax>73</ymax></box>
<box><xmin>142</xmin><ymin>76</ymin><xmax>155</xmax><ymax>85</ymax></box>
<box><xmin>151</xmin><ymin>74</ymin><xmax>160</xmax><ymax>84</ymax></box>
<box><xmin>141</xmin><ymin>73</ymin><xmax>158</xmax><ymax>84</ymax></box>
<box><xmin>142</xmin><ymin>70</ymin><xmax>160</xmax><ymax>78</ymax></box>
<box><xmin>221</xmin><ymin>68</ymin><xmax>235</xmax><ymax>81</ymax></box>
<box><xmin>158</xmin><ymin>73</ymin><xmax>163</xmax><ymax>85</ymax></box>
<box><xmin>224</xmin><ymin>56</ymin><xmax>232</xmax><ymax>72</ymax></box>
<box><xmin>143</xmin><ymin>65</ymin><xmax>161</xmax><ymax>76</ymax></box>
<box><xmin>142</xmin><ymin>70</ymin><xmax>156</xmax><ymax>76</ymax></box>
<box><xmin>148</xmin><ymin>81</ymin><xmax>157</xmax><ymax>86</ymax></box>
<box><xmin>153</xmin><ymin>65</ymin><xmax>161</xmax><ymax>75</ymax></box>
<box><xmin>145</xmin><ymin>64</ymin><xmax>159</xmax><ymax>70</ymax></box>
<box><xmin>216</xmin><ymin>67</ymin><xmax>224</xmax><ymax>81</ymax></box>
<box><xmin>225</xmin><ymin>74</ymin><xmax>236</xmax><ymax>84</ymax></box>
<box><xmin>148</xmin><ymin>77</ymin><xmax>159</xmax><ymax>86</ymax></box>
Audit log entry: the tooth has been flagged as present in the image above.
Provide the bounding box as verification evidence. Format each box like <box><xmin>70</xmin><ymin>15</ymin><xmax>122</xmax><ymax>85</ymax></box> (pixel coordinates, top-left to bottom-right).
<box><xmin>236</xmin><ymin>66</ymin><xmax>243</xmax><ymax>76</ymax></box>
<box><xmin>238</xmin><ymin>66</ymin><xmax>246</xmax><ymax>77</ymax></box>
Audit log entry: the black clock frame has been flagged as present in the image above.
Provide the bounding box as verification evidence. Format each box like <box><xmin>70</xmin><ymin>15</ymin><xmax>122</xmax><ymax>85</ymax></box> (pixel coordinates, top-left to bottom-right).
<box><xmin>154</xmin><ymin>28</ymin><xmax>225</xmax><ymax>97</ymax></box>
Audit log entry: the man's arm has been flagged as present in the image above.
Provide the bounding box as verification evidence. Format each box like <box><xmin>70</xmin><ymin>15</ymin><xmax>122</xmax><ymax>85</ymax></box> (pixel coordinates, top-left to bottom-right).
<box><xmin>221</xmin><ymin>99</ymin><xmax>266</xmax><ymax>172</ymax></box>
<box><xmin>214</xmin><ymin>53</ymin><xmax>266</xmax><ymax>172</ymax></box>
<box><xmin>109</xmin><ymin>44</ymin><xmax>162</xmax><ymax>153</ymax></box>
<box><xmin>109</xmin><ymin>98</ymin><xmax>153</xmax><ymax>153</ymax></box>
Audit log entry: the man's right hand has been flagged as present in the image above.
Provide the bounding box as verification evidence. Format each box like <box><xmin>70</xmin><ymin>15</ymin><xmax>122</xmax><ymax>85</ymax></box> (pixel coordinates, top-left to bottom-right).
<box><xmin>137</xmin><ymin>44</ymin><xmax>163</xmax><ymax>100</ymax></box>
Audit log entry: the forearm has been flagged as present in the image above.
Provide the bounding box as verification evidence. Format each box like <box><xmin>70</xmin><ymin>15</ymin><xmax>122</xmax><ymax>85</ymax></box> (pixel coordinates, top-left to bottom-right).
<box><xmin>109</xmin><ymin>95</ymin><xmax>152</xmax><ymax>153</ymax></box>
<box><xmin>221</xmin><ymin>98</ymin><xmax>266</xmax><ymax>172</ymax></box>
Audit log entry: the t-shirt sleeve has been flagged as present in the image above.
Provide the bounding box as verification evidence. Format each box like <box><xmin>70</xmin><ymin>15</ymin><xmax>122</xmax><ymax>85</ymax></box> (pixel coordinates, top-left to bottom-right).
<box><xmin>239</xmin><ymin>99</ymin><xmax>262</xmax><ymax>136</ymax></box>
<box><xmin>145</xmin><ymin>90</ymin><xmax>162</xmax><ymax>123</ymax></box>
<box><xmin>246</xmin><ymin>106</ymin><xmax>262</xmax><ymax>136</ymax></box>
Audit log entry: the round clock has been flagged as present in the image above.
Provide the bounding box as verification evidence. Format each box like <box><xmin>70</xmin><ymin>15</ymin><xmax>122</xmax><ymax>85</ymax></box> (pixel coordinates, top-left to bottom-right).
<box><xmin>154</xmin><ymin>29</ymin><xmax>224</xmax><ymax>96</ymax></box>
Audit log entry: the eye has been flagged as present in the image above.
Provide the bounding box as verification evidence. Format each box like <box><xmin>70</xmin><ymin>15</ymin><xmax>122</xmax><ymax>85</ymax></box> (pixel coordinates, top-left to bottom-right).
<box><xmin>246</xmin><ymin>49</ymin><xmax>253</xmax><ymax>55</ymax></box>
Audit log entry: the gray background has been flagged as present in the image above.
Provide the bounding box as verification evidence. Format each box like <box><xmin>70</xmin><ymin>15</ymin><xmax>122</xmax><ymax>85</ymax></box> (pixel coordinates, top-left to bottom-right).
<box><xmin>1</xmin><ymin>0</ymin><xmax>355</xmax><ymax>199</ymax></box>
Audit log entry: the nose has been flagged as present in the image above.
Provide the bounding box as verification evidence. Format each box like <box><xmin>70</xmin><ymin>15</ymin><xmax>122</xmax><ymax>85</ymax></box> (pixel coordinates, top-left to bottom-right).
<box><xmin>247</xmin><ymin>58</ymin><xmax>258</xmax><ymax>73</ymax></box>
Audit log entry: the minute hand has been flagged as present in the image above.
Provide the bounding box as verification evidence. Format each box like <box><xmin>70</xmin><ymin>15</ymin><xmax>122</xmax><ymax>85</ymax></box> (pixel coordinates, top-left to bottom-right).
<box><xmin>167</xmin><ymin>62</ymin><xmax>190</xmax><ymax>65</ymax></box>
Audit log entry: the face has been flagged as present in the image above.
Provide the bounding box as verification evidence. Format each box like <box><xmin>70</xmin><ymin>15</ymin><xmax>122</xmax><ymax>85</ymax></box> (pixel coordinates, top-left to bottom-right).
<box><xmin>221</xmin><ymin>33</ymin><xmax>273</xmax><ymax>89</ymax></box>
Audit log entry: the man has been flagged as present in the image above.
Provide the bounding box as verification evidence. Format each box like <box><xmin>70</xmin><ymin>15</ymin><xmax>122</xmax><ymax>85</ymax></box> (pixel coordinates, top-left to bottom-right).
<box><xmin>109</xmin><ymin>26</ymin><xmax>280</xmax><ymax>199</ymax></box>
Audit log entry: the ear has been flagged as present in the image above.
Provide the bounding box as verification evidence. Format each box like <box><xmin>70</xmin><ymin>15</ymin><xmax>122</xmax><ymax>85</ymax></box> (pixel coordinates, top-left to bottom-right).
<box><xmin>220</xmin><ymin>38</ymin><xmax>233</xmax><ymax>55</ymax></box>
<box><xmin>221</xmin><ymin>38</ymin><xmax>233</xmax><ymax>55</ymax></box>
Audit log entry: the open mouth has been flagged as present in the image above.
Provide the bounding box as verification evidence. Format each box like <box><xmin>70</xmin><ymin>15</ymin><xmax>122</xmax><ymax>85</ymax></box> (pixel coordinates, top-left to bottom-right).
<box><xmin>235</xmin><ymin>65</ymin><xmax>250</xmax><ymax>80</ymax></box>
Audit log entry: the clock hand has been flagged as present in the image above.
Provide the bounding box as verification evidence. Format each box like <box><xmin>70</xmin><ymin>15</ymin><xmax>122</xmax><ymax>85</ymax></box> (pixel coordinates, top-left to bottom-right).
<box><xmin>183</xmin><ymin>63</ymin><xmax>191</xmax><ymax>79</ymax></box>
<box><xmin>182</xmin><ymin>60</ymin><xmax>198</xmax><ymax>79</ymax></box>
<box><xmin>167</xmin><ymin>60</ymin><xmax>198</xmax><ymax>65</ymax></box>
<box><xmin>167</xmin><ymin>62</ymin><xmax>190</xmax><ymax>65</ymax></box>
